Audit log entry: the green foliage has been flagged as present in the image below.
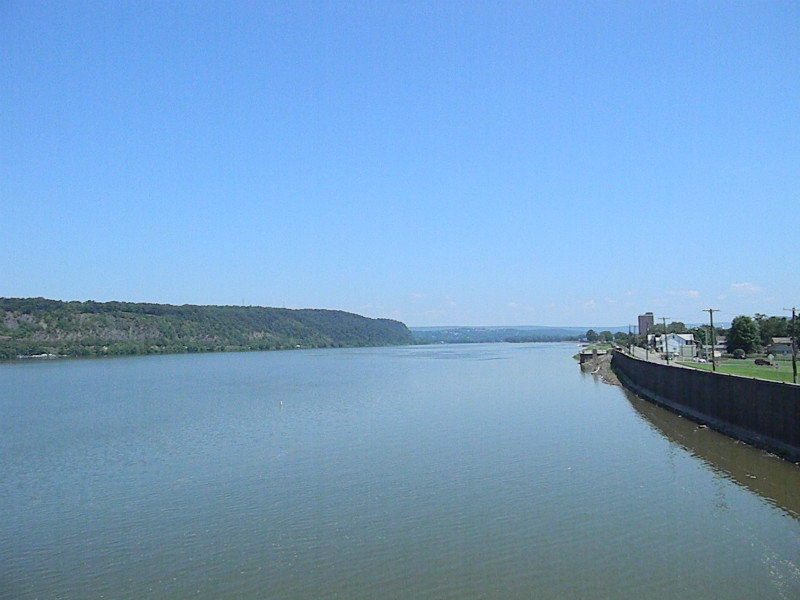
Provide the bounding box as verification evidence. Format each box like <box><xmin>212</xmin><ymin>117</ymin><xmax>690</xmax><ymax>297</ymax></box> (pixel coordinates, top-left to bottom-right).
<box><xmin>0</xmin><ymin>298</ymin><xmax>414</xmax><ymax>360</ymax></box>
<box><xmin>754</xmin><ymin>314</ymin><xmax>789</xmax><ymax>347</ymax></box>
<box><xmin>586</xmin><ymin>329</ymin><xmax>599</xmax><ymax>342</ymax></box>
<box><xmin>667</xmin><ymin>321</ymin><xmax>688</xmax><ymax>334</ymax></box>
<box><xmin>689</xmin><ymin>326</ymin><xmax>708</xmax><ymax>345</ymax></box>
<box><xmin>649</xmin><ymin>321</ymin><xmax>686</xmax><ymax>336</ymax></box>
<box><xmin>727</xmin><ymin>315</ymin><xmax>761</xmax><ymax>354</ymax></box>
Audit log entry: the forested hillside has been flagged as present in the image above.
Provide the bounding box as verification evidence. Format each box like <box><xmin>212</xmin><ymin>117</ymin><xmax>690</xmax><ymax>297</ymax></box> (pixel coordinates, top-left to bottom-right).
<box><xmin>0</xmin><ymin>298</ymin><xmax>414</xmax><ymax>359</ymax></box>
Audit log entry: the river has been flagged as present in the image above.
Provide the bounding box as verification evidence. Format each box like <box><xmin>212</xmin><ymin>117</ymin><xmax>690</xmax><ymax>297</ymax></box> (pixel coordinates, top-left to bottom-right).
<box><xmin>2</xmin><ymin>343</ymin><xmax>799</xmax><ymax>599</ymax></box>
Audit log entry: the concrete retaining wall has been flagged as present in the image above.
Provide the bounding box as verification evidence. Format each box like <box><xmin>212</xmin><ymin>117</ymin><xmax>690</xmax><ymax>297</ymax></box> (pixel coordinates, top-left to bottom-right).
<box><xmin>611</xmin><ymin>350</ymin><xmax>800</xmax><ymax>462</ymax></box>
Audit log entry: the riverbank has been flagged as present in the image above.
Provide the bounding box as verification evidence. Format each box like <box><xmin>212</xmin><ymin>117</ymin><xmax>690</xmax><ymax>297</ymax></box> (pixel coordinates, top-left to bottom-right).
<box><xmin>579</xmin><ymin>350</ymin><xmax>620</xmax><ymax>386</ymax></box>
<box><xmin>612</xmin><ymin>349</ymin><xmax>800</xmax><ymax>463</ymax></box>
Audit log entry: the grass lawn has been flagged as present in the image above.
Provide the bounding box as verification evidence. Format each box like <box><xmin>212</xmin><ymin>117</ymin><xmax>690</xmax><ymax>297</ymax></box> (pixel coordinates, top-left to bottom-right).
<box><xmin>677</xmin><ymin>359</ymin><xmax>798</xmax><ymax>384</ymax></box>
<box><xmin>586</xmin><ymin>342</ymin><xmax>614</xmax><ymax>351</ymax></box>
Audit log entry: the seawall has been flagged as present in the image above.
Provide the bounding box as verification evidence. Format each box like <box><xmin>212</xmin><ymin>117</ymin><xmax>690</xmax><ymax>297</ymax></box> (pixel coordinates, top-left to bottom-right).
<box><xmin>611</xmin><ymin>349</ymin><xmax>800</xmax><ymax>463</ymax></box>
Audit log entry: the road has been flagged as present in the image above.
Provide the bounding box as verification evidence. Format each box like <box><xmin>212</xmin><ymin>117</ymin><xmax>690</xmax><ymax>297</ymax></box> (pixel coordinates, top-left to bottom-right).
<box><xmin>629</xmin><ymin>345</ymin><xmax>703</xmax><ymax>368</ymax></box>
<box><xmin>630</xmin><ymin>345</ymin><xmax>671</xmax><ymax>365</ymax></box>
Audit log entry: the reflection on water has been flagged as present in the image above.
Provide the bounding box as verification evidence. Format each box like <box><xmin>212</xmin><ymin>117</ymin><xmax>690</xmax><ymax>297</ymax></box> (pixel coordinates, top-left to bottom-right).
<box><xmin>624</xmin><ymin>389</ymin><xmax>800</xmax><ymax>518</ymax></box>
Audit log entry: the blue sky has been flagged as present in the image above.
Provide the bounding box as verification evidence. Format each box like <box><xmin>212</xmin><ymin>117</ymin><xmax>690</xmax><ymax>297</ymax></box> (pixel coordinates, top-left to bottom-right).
<box><xmin>3</xmin><ymin>1</ymin><xmax>798</xmax><ymax>327</ymax></box>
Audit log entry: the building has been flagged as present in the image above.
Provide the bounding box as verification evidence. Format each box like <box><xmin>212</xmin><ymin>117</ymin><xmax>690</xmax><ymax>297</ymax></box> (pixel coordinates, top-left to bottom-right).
<box><xmin>698</xmin><ymin>336</ymin><xmax>726</xmax><ymax>359</ymax></box>
<box><xmin>767</xmin><ymin>337</ymin><xmax>793</xmax><ymax>356</ymax></box>
<box><xmin>651</xmin><ymin>333</ymin><xmax>697</xmax><ymax>358</ymax></box>
<box><xmin>669</xmin><ymin>333</ymin><xmax>697</xmax><ymax>358</ymax></box>
<box><xmin>638</xmin><ymin>312</ymin><xmax>654</xmax><ymax>336</ymax></box>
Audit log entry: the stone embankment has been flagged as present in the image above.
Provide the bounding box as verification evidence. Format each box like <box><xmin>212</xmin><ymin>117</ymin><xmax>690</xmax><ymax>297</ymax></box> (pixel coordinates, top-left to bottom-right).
<box><xmin>579</xmin><ymin>350</ymin><xmax>620</xmax><ymax>386</ymax></box>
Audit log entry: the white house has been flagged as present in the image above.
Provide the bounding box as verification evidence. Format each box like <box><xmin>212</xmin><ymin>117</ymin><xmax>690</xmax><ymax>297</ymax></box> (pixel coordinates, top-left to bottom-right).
<box><xmin>652</xmin><ymin>333</ymin><xmax>696</xmax><ymax>357</ymax></box>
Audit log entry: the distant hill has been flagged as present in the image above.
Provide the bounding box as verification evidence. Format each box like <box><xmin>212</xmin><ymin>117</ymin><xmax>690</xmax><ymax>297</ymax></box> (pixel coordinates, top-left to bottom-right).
<box><xmin>410</xmin><ymin>326</ymin><xmax>586</xmax><ymax>344</ymax></box>
<box><xmin>0</xmin><ymin>298</ymin><xmax>414</xmax><ymax>360</ymax></box>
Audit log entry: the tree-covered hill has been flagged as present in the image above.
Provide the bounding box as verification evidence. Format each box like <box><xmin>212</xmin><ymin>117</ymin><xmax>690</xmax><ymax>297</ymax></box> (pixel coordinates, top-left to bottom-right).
<box><xmin>0</xmin><ymin>298</ymin><xmax>414</xmax><ymax>359</ymax></box>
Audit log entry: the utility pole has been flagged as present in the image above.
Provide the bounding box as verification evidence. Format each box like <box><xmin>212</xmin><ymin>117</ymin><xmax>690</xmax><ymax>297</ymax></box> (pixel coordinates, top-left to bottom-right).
<box><xmin>784</xmin><ymin>307</ymin><xmax>797</xmax><ymax>384</ymax></box>
<box><xmin>703</xmin><ymin>309</ymin><xmax>719</xmax><ymax>372</ymax></box>
<box><xmin>662</xmin><ymin>317</ymin><xmax>670</xmax><ymax>364</ymax></box>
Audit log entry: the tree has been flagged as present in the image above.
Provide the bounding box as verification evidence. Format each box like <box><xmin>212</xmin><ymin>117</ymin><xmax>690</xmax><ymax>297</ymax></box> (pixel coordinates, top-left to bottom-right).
<box><xmin>689</xmin><ymin>326</ymin><xmax>708</xmax><ymax>345</ymax></box>
<box><xmin>586</xmin><ymin>329</ymin><xmax>599</xmax><ymax>342</ymax></box>
<box><xmin>727</xmin><ymin>315</ymin><xmax>760</xmax><ymax>354</ymax></box>
<box><xmin>754</xmin><ymin>314</ymin><xmax>789</xmax><ymax>347</ymax></box>
<box><xmin>667</xmin><ymin>321</ymin><xmax>688</xmax><ymax>334</ymax></box>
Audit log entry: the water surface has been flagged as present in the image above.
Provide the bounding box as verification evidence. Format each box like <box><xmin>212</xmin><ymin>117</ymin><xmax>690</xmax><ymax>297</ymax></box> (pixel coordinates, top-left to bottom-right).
<box><xmin>2</xmin><ymin>344</ymin><xmax>799</xmax><ymax>599</ymax></box>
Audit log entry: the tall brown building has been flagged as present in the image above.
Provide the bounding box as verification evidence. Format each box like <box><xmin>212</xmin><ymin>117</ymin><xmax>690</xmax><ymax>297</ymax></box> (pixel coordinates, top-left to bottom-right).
<box><xmin>638</xmin><ymin>312</ymin><xmax>654</xmax><ymax>336</ymax></box>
